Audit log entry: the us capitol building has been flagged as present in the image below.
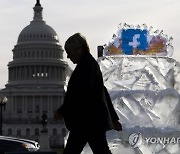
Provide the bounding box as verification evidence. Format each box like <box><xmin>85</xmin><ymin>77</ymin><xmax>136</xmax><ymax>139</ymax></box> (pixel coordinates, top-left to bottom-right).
<box><xmin>0</xmin><ymin>0</ymin><xmax>68</xmax><ymax>148</ymax></box>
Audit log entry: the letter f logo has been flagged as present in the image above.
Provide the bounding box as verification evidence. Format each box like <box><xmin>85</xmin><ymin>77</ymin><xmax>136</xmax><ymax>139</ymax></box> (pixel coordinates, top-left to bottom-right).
<box><xmin>122</xmin><ymin>29</ymin><xmax>148</xmax><ymax>55</ymax></box>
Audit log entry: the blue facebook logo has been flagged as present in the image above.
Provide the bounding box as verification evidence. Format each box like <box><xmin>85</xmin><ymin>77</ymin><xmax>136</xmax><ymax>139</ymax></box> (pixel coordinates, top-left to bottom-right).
<box><xmin>122</xmin><ymin>29</ymin><xmax>148</xmax><ymax>55</ymax></box>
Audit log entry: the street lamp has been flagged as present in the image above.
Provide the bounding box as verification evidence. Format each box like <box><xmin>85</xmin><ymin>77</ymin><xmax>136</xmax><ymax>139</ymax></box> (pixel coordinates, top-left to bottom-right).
<box><xmin>0</xmin><ymin>96</ymin><xmax>8</xmax><ymax>135</ymax></box>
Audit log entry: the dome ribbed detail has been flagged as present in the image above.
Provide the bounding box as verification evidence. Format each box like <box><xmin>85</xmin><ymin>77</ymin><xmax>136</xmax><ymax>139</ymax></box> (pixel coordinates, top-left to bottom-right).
<box><xmin>17</xmin><ymin>23</ymin><xmax>59</xmax><ymax>44</ymax></box>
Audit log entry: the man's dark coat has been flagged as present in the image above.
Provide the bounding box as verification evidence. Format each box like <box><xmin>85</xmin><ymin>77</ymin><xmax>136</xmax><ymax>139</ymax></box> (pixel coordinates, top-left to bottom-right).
<box><xmin>57</xmin><ymin>52</ymin><xmax>119</xmax><ymax>131</ymax></box>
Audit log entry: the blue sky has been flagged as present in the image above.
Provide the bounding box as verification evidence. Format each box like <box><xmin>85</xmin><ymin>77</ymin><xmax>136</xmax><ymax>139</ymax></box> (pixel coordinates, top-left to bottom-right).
<box><xmin>0</xmin><ymin>0</ymin><xmax>180</xmax><ymax>88</ymax></box>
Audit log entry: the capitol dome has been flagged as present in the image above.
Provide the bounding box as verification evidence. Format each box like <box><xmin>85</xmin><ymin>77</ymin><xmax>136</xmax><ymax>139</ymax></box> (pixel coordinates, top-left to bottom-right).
<box><xmin>17</xmin><ymin>0</ymin><xmax>59</xmax><ymax>44</ymax></box>
<box><xmin>17</xmin><ymin>23</ymin><xmax>59</xmax><ymax>44</ymax></box>
<box><xmin>7</xmin><ymin>0</ymin><xmax>66</xmax><ymax>86</ymax></box>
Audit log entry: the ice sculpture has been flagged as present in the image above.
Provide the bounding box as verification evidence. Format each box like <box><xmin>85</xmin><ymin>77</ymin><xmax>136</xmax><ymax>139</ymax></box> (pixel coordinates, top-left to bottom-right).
<box><xmin>82</xmin><ymin>24</ymin><xmax>180</xmax><ymax>154</ymax></box>
<box><xmin>103</xmin><ymin>23</ymin><xmax>174</xmax><ymax>57</ymax></box>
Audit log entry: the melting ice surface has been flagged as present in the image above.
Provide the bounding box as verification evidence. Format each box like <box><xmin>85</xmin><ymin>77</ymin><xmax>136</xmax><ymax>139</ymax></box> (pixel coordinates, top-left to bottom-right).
<box><xmin>81</xmin><ymin>56</ymin><xmax>180</xmax><ymax>154</ymax></box>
